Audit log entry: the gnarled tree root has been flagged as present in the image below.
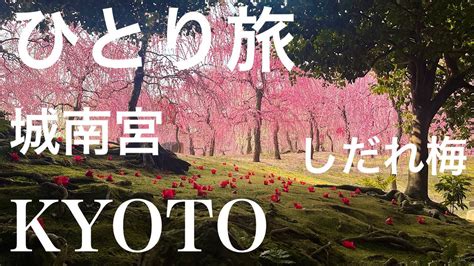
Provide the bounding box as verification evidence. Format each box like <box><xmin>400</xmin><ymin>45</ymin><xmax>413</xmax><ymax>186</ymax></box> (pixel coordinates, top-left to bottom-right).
<box><xmin>375</xmin><ymin>190</ymin><xmax>450</xmax><ymax>220</ymax></box>
<box><xmin>0</xmin><ymin>171</ymin><xmax>48</xmax><ymax>183</ymax></box>
<box><xmin>0</xmin><ymin>177</ymin><xmax>37</xmax><ymax>186</ymax></box>
<box><xmin>27</xmin><ymin>230</ymin><xmax>68</xmax><ymax>266</ymax></box>
<box><xmin>342</xmin><ymin>230</ymin><xmax>441</xmax><ymax>253</ymax></box>
<box><xmin>310</xmin><ymin>241</ymin><xmax>332</xmax><ymax>258</ymax></box>
<box><xmin>269</xmin><ymin>227</ymin><xmax>324</xmax><ymax>246</ymax></box>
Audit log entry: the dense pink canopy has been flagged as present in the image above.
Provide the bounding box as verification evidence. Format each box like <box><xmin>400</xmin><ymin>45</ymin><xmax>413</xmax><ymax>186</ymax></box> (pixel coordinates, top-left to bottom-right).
<box><xmin>0</xmin><ymin>7</ymin><xmax>408</xmax><ymax>155</ymax></box>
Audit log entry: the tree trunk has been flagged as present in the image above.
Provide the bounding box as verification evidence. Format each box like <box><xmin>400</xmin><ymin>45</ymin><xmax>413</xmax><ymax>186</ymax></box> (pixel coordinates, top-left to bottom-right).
<box><xmin>404</xmin><ymin>60</ymin><xmax>437</xmax><ymax>201</ymax></box>
<box><xmin>124</xmin><ymin>35</ymin><xmax>189</xmax><ymax>174</ymax></box>
<box><xmin>128</xmin><ymin>35</ymin><xmax>149</xmax><ymax>113</ymax></box>
<box><xmin>405</xmin><ymin>109</ymin><xmax>430</xmax><ymax>200</ymax></box>
<box><xmin>253</xmin><ymin>88</ymin><xmax>263</xmax><ymax>162</ymax></box>
<box><xmin>246</xmin><ymin>128</ymin><xmax>252</xmax><ymax>154</ymax></box>
<box><xmin>273</xmin><ymin>123</ymin><xmax>281</xmax><ymax>160</ymax></box>
<box><xmin>175</xmin><ymin>126</ymin><xmax>181</xmax><ymax>153</ymax></box>
<box><xmin>341</xmin><ymin>106</ymin><xmax>351</xmax><ymax>155</ymax></box>
<box><xmin>315</xmin><ymin>126</ymin><xmax>320</xmax><ymax>152</ymax></box>
<box><xmin>189</xmin><ymin>135</ymin><xmax>195</xmax><ymax>155</ymax></box>
<box><xmin>70</xmin><ymin>76</ymin><xmax>86</xmax><ymax>139</ymax></box>
<box><xmin>209</xmin><ymin>131</ymin><xmax>216</xmax><ymax>157</ymax></box>
<box><xmin>286</xmin><ymin>131</ymin><xmax>294</xmax><ymax>152</ymax></box>
<box><xmin>326</xmin><ymin>130</ymin><xmax>334</xmax><ymax>153</ymax></box>
<box><xmin>309</xmin><ymin>114</ymin><xmax>314</xmax><ymax>160</ymax></box>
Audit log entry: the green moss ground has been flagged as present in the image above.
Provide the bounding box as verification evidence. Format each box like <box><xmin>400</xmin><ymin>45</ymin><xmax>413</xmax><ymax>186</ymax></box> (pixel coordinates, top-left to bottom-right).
<box><xmin>0</xmin><ymin>122</ymin><xmax>473</xmax><ymax>265</ymax></box>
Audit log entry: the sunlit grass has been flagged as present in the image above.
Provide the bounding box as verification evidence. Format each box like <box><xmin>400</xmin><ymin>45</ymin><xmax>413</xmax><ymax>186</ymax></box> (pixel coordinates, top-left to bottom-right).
<box><xmin>0</xmin><ymin>150</ymin><xmax>473</xmax><ymax>264</ymax></box>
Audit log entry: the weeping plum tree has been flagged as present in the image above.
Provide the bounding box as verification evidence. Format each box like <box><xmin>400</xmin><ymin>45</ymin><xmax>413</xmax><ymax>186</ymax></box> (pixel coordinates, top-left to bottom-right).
<box><xmin>1</xmin><ymin>0</ymin><xmax>217</xmax><ymax>111</ymax></box>
<box><xmin>241</xmin><ymin>0</ymin><xmax>473</xmax><ymax>201</ymax></box>
<box><xmin>0</xmin><ymin>0</ymin><xmax>218</xmax><ymax>173</ymax></box>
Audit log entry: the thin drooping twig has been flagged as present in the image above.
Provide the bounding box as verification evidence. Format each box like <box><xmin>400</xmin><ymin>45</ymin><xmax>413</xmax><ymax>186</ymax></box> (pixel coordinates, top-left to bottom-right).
<box><xmin>311</xmin><ymin>241</ymin><xmax>332</xmax><ymax>258</ymax></box>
